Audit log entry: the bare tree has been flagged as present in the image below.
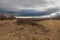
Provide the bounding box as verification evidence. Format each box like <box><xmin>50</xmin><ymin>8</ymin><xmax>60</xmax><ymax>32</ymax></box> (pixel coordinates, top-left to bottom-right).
<box><xmin>0</xmin><ymin>13</ymin><xmax>6</xmax><ymax>20</ymax></box>
<box><xmin>8</xmin><ymin>11</ymin><xmax>16</xmax><ymax>20</ymax></box>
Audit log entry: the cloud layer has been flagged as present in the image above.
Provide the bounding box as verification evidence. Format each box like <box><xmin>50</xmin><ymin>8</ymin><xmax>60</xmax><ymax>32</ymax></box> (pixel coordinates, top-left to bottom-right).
<box><xmin>0</xmin><ymin>0</ymin><xmax>60</xmax><ymax>18</ymax></box>
<box><xmin>0</xmin><ymin>0</ymin><xmax>57</xmax><ymax>11</ymax></box>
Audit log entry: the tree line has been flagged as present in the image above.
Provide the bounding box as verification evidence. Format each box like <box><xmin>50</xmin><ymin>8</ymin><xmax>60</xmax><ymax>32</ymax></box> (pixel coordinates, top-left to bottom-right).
<box><xmin>0</xmin><ymin>12</ymin><xmax>16</xmax><ymax>20</ymax></box>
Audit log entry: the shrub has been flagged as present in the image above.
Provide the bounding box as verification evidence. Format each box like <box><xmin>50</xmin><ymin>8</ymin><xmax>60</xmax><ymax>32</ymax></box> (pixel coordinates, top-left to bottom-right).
<box><xmin>0</xmin><ymin>13</ymin><xmax>6</xmax><ymax>20</ymax></box>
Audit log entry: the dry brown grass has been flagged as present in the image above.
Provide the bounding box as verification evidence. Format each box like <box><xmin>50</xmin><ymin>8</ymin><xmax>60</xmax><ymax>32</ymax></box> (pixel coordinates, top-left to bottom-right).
<box><xmin>0</xmin><ymin>19</ymin><xmax>60</xmax><ymax>40</ymax></box>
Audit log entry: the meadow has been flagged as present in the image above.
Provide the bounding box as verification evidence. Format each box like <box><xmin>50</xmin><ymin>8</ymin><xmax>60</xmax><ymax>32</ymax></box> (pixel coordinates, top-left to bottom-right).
<box><xmin>0</xmin><ymin>18</ymin><xmax>60</xmax><ymax>40</ymax></box>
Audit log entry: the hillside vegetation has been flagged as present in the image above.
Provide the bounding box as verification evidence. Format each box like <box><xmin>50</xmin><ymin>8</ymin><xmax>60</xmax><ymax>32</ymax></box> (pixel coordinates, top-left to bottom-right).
<box><xmin>0</xmin><ymin>19</ymin><xmax>60</xmax><ymax>40</ymax></box>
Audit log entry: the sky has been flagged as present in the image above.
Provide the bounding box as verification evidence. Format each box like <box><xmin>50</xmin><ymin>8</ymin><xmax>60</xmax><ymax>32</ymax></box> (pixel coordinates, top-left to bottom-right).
<box><xmin>0</xmin><ymin>0</ymin><xmax>59</xmax><ymax>11</ymax></box>
<box><xmin>0</xmin><ymin>0</ymin><xmax>60</xmax><ymax>17</ymax></box>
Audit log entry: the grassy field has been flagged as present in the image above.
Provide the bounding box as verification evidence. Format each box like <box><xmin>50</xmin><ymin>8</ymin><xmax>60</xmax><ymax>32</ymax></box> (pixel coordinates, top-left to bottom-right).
<box><xmin>0</xmin><ymin>19</ymin><xmax>60</xmax><ymax>40</ymax></box>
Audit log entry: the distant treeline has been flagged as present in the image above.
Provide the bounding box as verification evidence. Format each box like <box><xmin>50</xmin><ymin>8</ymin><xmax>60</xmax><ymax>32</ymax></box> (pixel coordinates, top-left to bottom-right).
<box><xmin>0</xmin><ymin>13</ymin><xmax>16</xmax><ymax>20</ymax></box>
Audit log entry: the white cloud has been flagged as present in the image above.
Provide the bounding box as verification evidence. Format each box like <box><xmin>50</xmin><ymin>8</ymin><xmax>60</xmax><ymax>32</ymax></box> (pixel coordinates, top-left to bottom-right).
<box><xmin>0</xmin><ymin>0</ymin><xmax>57</xmax><ymax>11</ymax></box>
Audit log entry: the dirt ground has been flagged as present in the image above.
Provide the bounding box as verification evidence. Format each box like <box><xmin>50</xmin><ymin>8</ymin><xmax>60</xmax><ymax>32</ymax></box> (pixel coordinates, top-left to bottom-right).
<box><xmin>0</xmin><ymin>19</ymin><xmax>60</xmax><ymax>40</ymax></box>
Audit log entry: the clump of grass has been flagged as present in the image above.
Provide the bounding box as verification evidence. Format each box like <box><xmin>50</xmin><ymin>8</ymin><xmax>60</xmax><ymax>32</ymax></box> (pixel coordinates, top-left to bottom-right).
<box><xmin>16</xmin><ymin>19</ymin><xmax>40</xmax><ymax>25</ymax></box>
